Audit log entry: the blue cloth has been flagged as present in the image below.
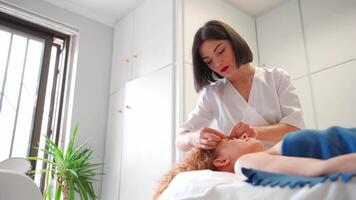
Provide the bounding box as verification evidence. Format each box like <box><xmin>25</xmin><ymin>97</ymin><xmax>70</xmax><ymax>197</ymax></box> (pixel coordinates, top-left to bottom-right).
<box><xmin>282</xmin><ymin>126</ymin><xmax>356</xmax><ymax>159</ymax></box>
<box><xmin>242</xmin><ymin>168</ymin><xmax>356</xmax><ymax>188</ymax></box>
<box><xmin>242</xmin><ymin>126</ymin><xmax>356</xmax><ymax>188</ymax></box>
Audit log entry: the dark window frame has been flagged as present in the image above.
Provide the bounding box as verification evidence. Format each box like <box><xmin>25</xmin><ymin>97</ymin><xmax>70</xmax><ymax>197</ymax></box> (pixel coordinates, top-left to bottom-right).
<box><xmin>0</xmin><ymin>11</ymin><xmax>70</xmax><ymax>191</ymax></box>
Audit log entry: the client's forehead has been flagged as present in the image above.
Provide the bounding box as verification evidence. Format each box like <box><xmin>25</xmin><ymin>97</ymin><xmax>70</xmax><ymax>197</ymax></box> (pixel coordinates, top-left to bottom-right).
<box><xmin>219</xmin><ymin>138</ymin><xmax>232</xmax><ymax>145</ymax></box>
<box><xmin>217</xmin><ymin>138</ymin><xmax>237</xmax><ymax>148</ymax></box>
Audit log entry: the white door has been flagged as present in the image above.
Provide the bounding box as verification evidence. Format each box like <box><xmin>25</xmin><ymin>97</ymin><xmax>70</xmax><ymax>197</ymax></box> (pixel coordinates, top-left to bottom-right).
<box><xmin>131</xmin><ymin>0</ymin><xmax>173</xmax><ymax>79</ymax></box>
<box><xmin>110</xmin><ymin>13</ymin><xmax>134</xmax><ymax>94</ymax></box>
<box><xmin>120</xmin><ymin>66</ymin><xmax>173</xmax><ymax>200</ymax></box>
<box><xmin>101</xmin><ymin>88</ymin><xmax>125</xmax><ymax>200</ymax></box>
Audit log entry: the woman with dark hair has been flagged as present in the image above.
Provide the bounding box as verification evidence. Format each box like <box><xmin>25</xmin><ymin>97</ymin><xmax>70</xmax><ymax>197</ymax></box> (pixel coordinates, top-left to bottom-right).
<box><xmin>176</xmin><ymin>20</ymin><xmax>305</xmax><ymax>152</ymax></box>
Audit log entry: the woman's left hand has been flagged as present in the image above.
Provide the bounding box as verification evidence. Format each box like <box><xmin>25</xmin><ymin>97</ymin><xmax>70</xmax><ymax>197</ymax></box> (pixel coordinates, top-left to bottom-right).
<box><xmin>228</xmin><ymin>121</ymin><xmax>258</xmax><ymax>139</ymax></box>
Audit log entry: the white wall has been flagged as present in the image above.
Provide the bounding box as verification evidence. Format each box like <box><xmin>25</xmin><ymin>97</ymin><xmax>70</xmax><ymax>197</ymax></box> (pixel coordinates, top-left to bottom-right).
<box><xmin>2</xmin><ymin>0</ymin><xmax>113</xmax><ymax>197</ymax></box>
<box><xmin>256</xmin><ymin>0</ymin><xmax>316</xmax><ymax>128</ymax></box>
<box><xmin>257</xmin><ymin>0</ymin><xmax>356</xmax><ymax>129</ymax></box>
<box><xmin>300</xmin><ymin>0</ymin><xmax>356</xmax><ymax>128</ymax></box>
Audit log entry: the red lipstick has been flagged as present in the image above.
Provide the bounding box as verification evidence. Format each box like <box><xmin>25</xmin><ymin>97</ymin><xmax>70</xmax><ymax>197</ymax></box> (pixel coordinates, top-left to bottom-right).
<box><xmin>220</xmin><ymin>66</ymin><xmax>229</xmax><ymax>73</ymax></box>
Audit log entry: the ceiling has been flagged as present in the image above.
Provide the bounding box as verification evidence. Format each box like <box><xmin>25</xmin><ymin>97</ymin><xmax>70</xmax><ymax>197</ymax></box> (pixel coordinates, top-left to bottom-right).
<box><xmin>226</xmin><ymin>0</ymin><xmax>287</xmax><ymax>17</ymax></box>
<box><xmin>42</xmin><ymin>0</ymin><xmax>145</xmax><ymax>26</ymax></box>
<box><xmin>42</xmin><ymin>0</ymin><xmax>288</xmax><ymax>27</ymax></box>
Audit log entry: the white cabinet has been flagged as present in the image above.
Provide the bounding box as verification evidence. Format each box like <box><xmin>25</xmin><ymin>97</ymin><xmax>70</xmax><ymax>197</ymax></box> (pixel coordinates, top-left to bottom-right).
<box><xmin>183</xmin><ymin>63</ymin><xmax>197</xmax><ymax>120</ymax></box>
<box><xmin>256</xmin><ymin>0</ymin><xmax>308</xmax><ymax>79</ymax></box>
<box><xmin>104</xmin><ymin>0</ymin><xmax>175</xmax><ymax>199</ymax></box>
<box><xmin>110</xmin><ymin>0</ymin><xmax>173</xmax><ymax>94</ymax></box>
<box><xmin>120</xmin><ymin>66</ymin><xmax>173</xmax><ymax>200</ymax></box>
<box><xmin>110</xmin><ymin>14</ymin><xmax>134</xmax><ymax>94</ymax></box>
<box><xmin>131</xmin><ymin>0</ymin><xmax>173</xmax><ymax>79</ymax></box>
<box><xmin>101</xmin><ymin>88</ymin><xmax>125</xmax><ymax>200</ymax></box>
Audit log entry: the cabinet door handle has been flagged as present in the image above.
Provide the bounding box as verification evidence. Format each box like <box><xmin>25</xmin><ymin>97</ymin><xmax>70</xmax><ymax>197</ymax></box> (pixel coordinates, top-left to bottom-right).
<box><xmin>125</xmin><ymin>58</ymin><xmax>130</xmax><ymax>63</ymax></box>
<box><xmin>118</xmin><ymin>109</ymin><xmax>123</xmax><ymax>113</ymax></box>
<box><xmin>125</xmin><ymin>105</ymin><xmax>132</xmax><ymax>109</ymax></box>
<box><xmin>133</xmin><ymin>53</ymin><xmax>138</xmax><ymax>58</ymax></box>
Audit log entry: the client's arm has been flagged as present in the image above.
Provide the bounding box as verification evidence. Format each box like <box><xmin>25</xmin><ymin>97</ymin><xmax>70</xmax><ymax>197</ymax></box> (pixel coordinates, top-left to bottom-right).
<box><xmin>323</xmin><ymin>153</ymin><xmax>356</xmax><ymax>174</ymax></box>
<box><xmin>236</xmin><ymin>152</ymin><xmax>356</xmax><ymax>177</ymax></box>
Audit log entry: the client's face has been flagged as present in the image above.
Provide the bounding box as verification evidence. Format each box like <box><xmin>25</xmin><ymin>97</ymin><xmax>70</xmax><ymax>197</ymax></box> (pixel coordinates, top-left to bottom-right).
<box><xmin>215</xmin><ymin>136</ymin><xmax>264</xmax><ymax>164</ymax></box>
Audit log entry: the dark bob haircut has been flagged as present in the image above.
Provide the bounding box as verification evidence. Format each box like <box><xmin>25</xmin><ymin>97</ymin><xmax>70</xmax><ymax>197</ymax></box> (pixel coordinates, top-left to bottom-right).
<box><xmin>192</xmin><ymin>20</ymin><xmax>253</xmax><ymax>92</ymax></box>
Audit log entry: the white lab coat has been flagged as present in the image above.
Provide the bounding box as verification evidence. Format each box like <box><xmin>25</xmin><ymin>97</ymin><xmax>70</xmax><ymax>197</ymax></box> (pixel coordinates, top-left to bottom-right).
<box><xmin>180</xmin><ymin>67</ymin><xmax>305</xmax><ymax>144</ymax></box>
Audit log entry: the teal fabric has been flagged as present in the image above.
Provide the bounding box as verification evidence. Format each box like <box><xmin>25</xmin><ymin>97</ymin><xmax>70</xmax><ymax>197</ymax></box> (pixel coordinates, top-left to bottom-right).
<box><xmin>242</xmin><ymin>126</ymin><xmax>356</xmax><ymax>188</ymax></box>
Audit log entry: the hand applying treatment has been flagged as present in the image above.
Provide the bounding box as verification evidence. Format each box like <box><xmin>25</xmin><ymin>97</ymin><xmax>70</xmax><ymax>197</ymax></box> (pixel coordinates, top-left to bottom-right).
<box><xmin>228</xmin><ymin>121</ymin><xmax>259</xmax><ymax>139</ymax></box>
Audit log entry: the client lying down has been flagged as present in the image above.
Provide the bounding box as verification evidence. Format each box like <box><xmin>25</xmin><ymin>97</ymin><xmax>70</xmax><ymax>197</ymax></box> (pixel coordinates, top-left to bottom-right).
<box><xmin>153</xmin><ymin>126</ymin><xmax>356</xmax><ymax>199</ymax></box>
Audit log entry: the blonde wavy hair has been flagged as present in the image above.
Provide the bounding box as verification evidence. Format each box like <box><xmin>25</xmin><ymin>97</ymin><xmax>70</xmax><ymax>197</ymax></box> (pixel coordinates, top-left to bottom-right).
<box><xmin>152</xmin><ymin>148</ymin><xmax>218</xmax><ymax>200</ymax></box>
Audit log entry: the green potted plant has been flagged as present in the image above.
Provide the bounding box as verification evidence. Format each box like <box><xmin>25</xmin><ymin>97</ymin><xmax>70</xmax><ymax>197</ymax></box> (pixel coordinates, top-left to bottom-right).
<box><xmin>29</xmin><ymin>125</ymin><xmax>101</xmax><ymax>200</ymax></box>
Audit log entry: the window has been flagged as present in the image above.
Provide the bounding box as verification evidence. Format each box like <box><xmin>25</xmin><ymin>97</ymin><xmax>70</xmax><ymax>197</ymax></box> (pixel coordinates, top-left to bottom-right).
<box><xmin>0</xmin><ymin>11</ymin><xmax>70</xmax><ymax>190</ymax></box>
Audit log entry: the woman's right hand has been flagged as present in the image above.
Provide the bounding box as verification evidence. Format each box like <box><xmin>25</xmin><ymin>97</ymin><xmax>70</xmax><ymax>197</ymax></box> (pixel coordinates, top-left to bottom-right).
<box><xmin>189</xmin><ymin>127</ymin><xmax>226</xmax><ymax>150</ymax></box>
